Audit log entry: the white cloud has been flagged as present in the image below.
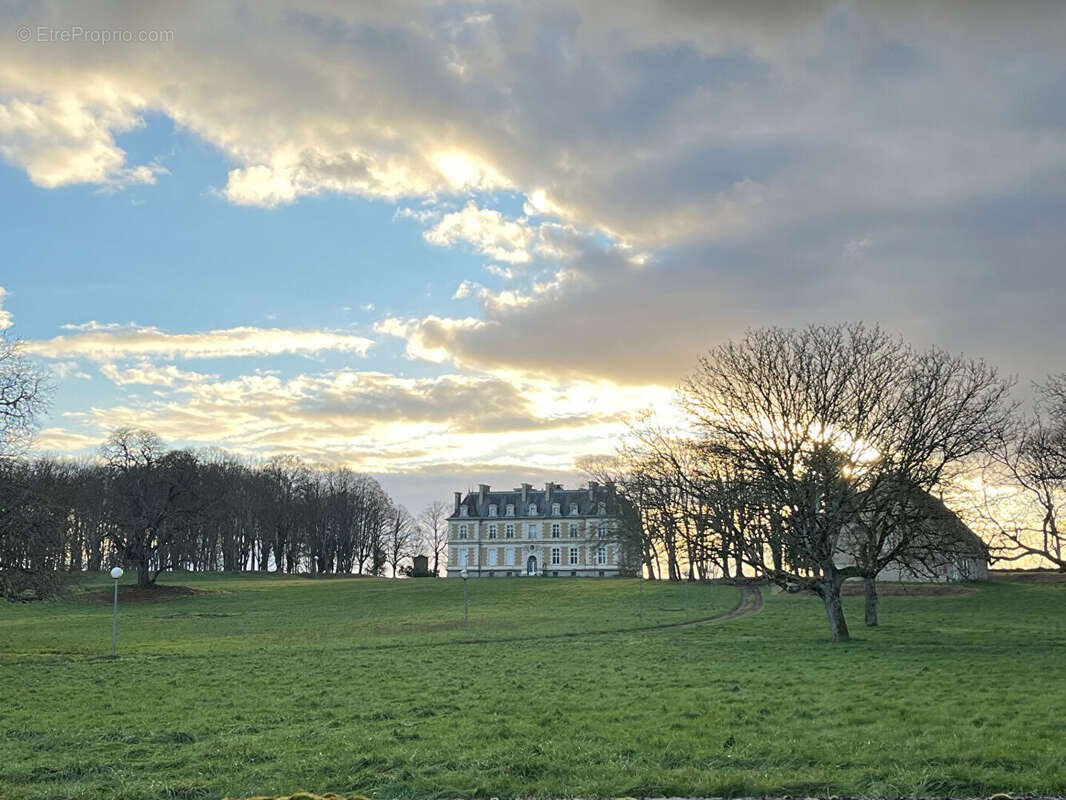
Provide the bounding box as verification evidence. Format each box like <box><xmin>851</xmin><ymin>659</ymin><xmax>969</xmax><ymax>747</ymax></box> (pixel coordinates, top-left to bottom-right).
<box><xmin>33</xmin><ymin>427</ymin><xmax>100</xmax><ymax>453</ymax></box>
<box><xmin>99</xmin><ymin>360</ymin><xmax>216</xmax><ymax>386</ymax></box>
<box><xmin>26</xmin><ymin>323</ymin><xmax>374</xmax><ymax>361</ymax></box>
<box><xmin>0</xmin><ymin>96</ymin><xmax>165</xmax><ymax>189</ymax></box>
<box><xmin>424</xmin><ymin>203</ymin><xmax>535</xmax><ymax>264</ymax></box>
<box><xmin>0</xmin><ymin>287</ymin><xmax>11</xmax><ymax>330</ymax></box>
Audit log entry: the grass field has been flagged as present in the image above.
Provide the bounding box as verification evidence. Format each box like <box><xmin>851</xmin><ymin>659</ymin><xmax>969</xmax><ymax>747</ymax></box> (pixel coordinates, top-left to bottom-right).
<box><xmin>1</xmin><ymin>573</ymin><xmax>1065</xmax><ymax>799</ymax></box>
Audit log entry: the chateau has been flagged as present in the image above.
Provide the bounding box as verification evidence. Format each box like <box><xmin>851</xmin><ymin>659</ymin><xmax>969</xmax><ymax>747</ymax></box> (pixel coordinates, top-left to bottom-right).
<box><xmin>447</xmin><ymin>482</ymin><xmax>627</xmax><ymax>577</ymax></box>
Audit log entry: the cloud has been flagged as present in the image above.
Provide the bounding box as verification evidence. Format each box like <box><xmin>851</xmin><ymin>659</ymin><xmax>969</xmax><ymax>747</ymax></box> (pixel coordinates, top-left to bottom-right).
<box><xmin>25</xmin><ymin>323</ymin><xmax>374</xmax><ymax>361</ymax></box>
<box><xmin>33</xmin><ymin>427</ymin><xmax>100</xmax><ymax>453</ymax></box>
<box><xmin>0</xmin><ymin>96</ymin><xmax>166</xmax><ymax>189</ymax></box>
<box><xmin>424</xmin><ymin>203</ymin><xmax>536</xmax><ymax>264</ymax></box>
<box><xmin>54</xmin><ymin>367</ymin><xmax>658</xmax><ymax>478</ymax></box>
<box><xmin>98</xmin><ymin>360</ymin><xmax>216</xmax><ymax>386</ymax></box>
<box><xmin>3</xmin><ymin>1</ymin><xmax>1066</xmax><ymax>396</ymax></box>
<box><xmin>0</xmin><ymin>287</ymin><xmax>11</xmax><ymax>330</ymax></box>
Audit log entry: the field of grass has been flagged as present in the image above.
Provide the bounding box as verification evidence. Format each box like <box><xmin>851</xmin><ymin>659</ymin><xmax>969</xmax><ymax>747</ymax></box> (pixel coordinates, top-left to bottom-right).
<box><xmin>1</xmin><ymin>572</ymin><xmax>1065</xmax><ymax>799</ymax></box>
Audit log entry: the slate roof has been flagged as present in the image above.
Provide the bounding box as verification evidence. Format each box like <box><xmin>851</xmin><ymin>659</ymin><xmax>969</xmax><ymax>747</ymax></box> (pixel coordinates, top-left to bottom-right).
<box><xmin>909</xmin><ymin>488</ymin><xmax>990</xmax><ymax>558</ymax></box>
<box><xmin>448</xmin><ymin>482</ymin><xmax>616</xmax><ymax>519</ymax></box>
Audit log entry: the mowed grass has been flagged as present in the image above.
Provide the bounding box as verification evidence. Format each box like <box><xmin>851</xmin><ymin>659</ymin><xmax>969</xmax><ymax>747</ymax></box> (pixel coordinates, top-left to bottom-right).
<box><xmin>0</xmin><ymin>574</ymin><xmax>1064</xmax><ymax>800</ymax></box>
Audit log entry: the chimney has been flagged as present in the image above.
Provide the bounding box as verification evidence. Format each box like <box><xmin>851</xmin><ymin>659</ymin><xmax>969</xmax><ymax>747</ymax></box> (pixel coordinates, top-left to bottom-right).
<box><xmin>479</xmin><ymin>483</ymin><xmax>489</xmax><ymax>504</ymax></box>
<box><xmin>454</xmin><ymin>491</ymin><xmax>462</xmax><ymax>514</ymax></box>
<box><xmin>588</xmin><ymin>480</ymin><xmax>598</xmax><ymax>500</ymax></box>
<box><xmin>544</xmin><ymin>482</ymin><xmax>553</xmax><ymax>504</ymax></box>
<box><xmin>521</xmin><ymin>483</ymin><xmax>531</xmax><ymax>503</ymax></box>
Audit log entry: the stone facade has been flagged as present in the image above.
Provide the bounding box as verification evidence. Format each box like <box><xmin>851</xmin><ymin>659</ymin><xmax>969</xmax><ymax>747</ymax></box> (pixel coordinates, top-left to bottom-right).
<box><xmin>446</xmin><ymin>481</ymin><xmax>625</xmax><ymax>577</ymax></box>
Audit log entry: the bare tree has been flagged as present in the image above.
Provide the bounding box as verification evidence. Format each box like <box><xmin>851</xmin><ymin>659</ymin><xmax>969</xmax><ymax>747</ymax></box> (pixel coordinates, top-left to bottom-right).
<box><xmin>679</xmin><ymin>323</ymin><xmax>1011</xmax><ymax>640</ymax></box>
<box><xmin>385</xmin><ymin>504</ymin><xmax>417</xmax><ymax>577</ymax></box>
<box><xmin>100</xmin><ymin>428</ymin><xmax>202</xmax><ymax>588</ymax></box>
<box><xmin>0</xmin><ymin>332</ymin><xmax>50</xmax><ymax>457</ymax></box>
<box><xmin>980</xmin><ymin>375</ymin><xmax>1066</xmax><ymax>570</ymax></box>
<box><xmin>418</xmin><ymin>500</ymin><xmax>449</xmax><ymax>576</ymax></box>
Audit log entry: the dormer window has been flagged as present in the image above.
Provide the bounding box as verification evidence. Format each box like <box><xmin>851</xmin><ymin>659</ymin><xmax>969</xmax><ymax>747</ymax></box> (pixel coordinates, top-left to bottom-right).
<box><xmin>489</xmin><ymin>504</ymin><xmax>498</xmax><ymax>517</ymax></box>
<box><xmin>529</xmin><ymin>503</ymin><xmax>537</xmax><ymax>515</ymax></box>
<box><xmin>506</xmin><ymin>504</ymin><xmax>514</xmax><ymax>516</ymax></box>
<box><xmin>460</xmin><ymin>506</ymin><xmax>468</xmax><ymax>517</ymax></box>
<box><xmin>569</xmin><ymin>503</ymin><xmax>578</xmax><ymax>515</ymax></box>
<box><xmin>597</xmin><ymin>502</ymin><xmax>606</xmax><ymax>514</ymax></box>
<box><xmin>552</xmin><ymin>502</ymin><xmax>560</xmax><ymax>515</ymax></box>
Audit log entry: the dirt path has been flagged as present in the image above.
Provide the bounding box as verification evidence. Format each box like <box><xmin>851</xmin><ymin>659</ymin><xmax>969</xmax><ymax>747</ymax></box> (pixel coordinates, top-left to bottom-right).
<box><xmin>456</xmin><ymin>583</ymin><xmax>764</xmax><ymax>646</ymax></box>
<box><xmin>665</xmin><ymin>583</ymin><xmax>763</xmax><ymax>628</ymax></box>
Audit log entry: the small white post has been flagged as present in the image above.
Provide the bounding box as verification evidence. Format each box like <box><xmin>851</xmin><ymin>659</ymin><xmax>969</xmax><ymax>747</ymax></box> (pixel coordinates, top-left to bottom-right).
<box><xmin>110</xmin><ymin>567</ymin><xmax>124</xmax><ymax>655</ymax></box>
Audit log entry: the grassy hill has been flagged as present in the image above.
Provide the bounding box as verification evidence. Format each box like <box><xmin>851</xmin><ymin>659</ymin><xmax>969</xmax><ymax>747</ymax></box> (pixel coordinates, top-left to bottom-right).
<box><xmin>1</xmin><ymin>573</ymin><xmax>1064</xmax><ymax>799</ymax></box>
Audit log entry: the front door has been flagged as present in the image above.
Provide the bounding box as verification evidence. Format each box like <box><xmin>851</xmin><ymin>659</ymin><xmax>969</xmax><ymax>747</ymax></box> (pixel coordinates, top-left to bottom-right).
<box><xmin>526</xmin><ymin>555</ymin><xmax>537</xmax><ymax>576</ymax></box>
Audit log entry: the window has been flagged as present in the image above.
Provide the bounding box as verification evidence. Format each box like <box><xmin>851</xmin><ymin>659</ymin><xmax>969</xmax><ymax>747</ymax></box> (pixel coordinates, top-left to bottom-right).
<box><xmin>529</xmin><ymin>503</ymin><xmax>537</xmax><ymax>515</ymax></box>
<box><xmin>488</xmin><ymin>549</ymin><xmax>498</xmax><ymax>566</ymax></box>
<box><xmin>568</xmin><ymin>523</ymin><xmax>579</xmax><ymax>538</ymax></box>
<box><xmin>505</xmin><ymin>523</ymin><xmax>515</xmax><ymax>539</ymax></box>
<box><xmin>597</xmin><ymin>546</ymin><xmax>607</xmax><ymax>565</ymax></box>
<box><xmin>569</xmin><ymin>547</ymin><xmax>578</xmax><ymax>565</ymax></box>
<box><xmin>569</xmin><ymin>502</ymin><xmax>578</xmax><ymax>515</ymax></box>
<box><xmin>527</xmin><ymin>524</ymin><xmax>537</xmax><ymax>539</ymax></box>
<box><xmin>460</xmin><ymin>506</ymin><xmax>468</xmax><ymax>517</ymax></box>
<box><xmin>552</xmin><ymin>502</ymin><xmax>560</xmax><ymax>515</ymax></box>
<box><xmin>488</xmin><ymin>504</ymin><xmax>497</xmax><ymax>517</ymax></box>
<box><xmin>458</xmin><ymin>524</ymin><xmax>468</xmax><ymax>540</ymax></box>
<box><xmin>460</xmin><ymin>549</ymin><xmax>469</xmax><ymax>566</ymax></box>
<box><xmin>505</xmin><ymin>548</ymin><xmax>515</xmax><ymax>566</ymax></box>
<box><xmin>551</xmin><ymin>523</ymin><xmax>560</xmax><ymax>538</ymax></box>
<box><xmin>551</xmin><ymin>547</ymin><xmax>561</xmax><ymax>565</ymax></box>
<box><xmin>488</xmin><ymin>524</ymin><xmax>497</xmax><ymax>539</ymax></box>
<box><xmin>506</xmin><ymin>504</ymin><xmax>514</xmax><ymax>516</ymax></box>
<box><xmin>598</xmin><ymin>523</ymin><xmax>607</xmax><ymax>538</ymax></box>
<box><xmin>597</xmin><ymin>501</ymin><xmax>606</xmax><ymax>514</ymax></box>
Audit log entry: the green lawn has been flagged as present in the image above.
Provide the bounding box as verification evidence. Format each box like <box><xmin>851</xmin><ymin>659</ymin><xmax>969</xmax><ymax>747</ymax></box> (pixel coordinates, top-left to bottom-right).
<box><xmin>1</xmin><ymin>573</ymin><xmax>1064</xmax><ymax>799</ymax></box>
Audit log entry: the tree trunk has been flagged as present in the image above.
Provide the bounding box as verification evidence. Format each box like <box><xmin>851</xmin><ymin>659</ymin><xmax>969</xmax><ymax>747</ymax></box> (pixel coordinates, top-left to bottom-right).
<box><xmin>137</xmin><ymin>562</ymin><xmax>152</xmax><ymax>589</ymax></box>
<box><xmin>821</xmin><ymin>578</ymin><xmax>850</xmax><ymax>642</ymax></box>
<box><xmin>864</xmin><ymin>577</ymin><xmax>878</xmax><ymax>627</ymax></box>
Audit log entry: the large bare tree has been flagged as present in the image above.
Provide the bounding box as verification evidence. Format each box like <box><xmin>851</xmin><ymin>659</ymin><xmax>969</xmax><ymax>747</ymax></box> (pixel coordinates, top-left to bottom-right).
<box><xmin>679</xmin><ymin>323</ymin><xmax>1012</xmax><ymax>641</ymax></box>
<box><xmin>418</xmin><ymin>500</ymin><xmax>449</xmax><ymax>576</ymax></box>
<box><xmin>100</xmin><ymin>428</ymin><xmax>202</xmax><ymax>588</ymax></box>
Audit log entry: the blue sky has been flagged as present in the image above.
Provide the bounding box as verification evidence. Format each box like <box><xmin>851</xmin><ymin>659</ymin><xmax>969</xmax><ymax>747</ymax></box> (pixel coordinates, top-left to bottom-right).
<box><xmin>2</xmin><ymin>1</ymin><xmax>1065</xmax><ymax>510</ymax></box>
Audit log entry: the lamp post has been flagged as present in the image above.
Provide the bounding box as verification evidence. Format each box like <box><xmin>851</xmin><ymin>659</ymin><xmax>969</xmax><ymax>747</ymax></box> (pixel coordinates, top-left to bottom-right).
<box><xmin>460</xmin><ymin>568</ymin><xmax>469</xmax><ymax>636</ymax></box>
<box><xmin>110</xmin><ymin>566</ymin><xmax>123</xmax><ymax>656</ymax></box>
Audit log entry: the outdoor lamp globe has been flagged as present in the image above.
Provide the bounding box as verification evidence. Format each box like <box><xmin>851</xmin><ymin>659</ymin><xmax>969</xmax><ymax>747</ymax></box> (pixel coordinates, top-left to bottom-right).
<box><xmin>460</xmin><ymin>569</ymin><xmax>468</xmax><ymax>579</ymax></box>
<box><xmin>110</xmin><ymin>567</ymin><xmax>124</xmax><ymax>579</ymax></box>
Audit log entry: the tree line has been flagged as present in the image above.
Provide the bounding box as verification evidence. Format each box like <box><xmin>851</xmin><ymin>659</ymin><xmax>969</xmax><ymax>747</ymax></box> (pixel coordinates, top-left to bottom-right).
<box><xmin>587</xmin><ymin>323</ymin><xmax>1066</xmax><ymax>642</ymax></box>
<box><xmin>0</xmin><ymin>427</ymin><xmax>445</xmax><ymax>596</ymax></box>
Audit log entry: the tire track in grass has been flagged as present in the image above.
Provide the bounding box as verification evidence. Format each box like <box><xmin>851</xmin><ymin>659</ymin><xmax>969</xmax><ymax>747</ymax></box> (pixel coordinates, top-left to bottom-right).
<box><xmin>455</xmin><ymin>584</ymin><xmax>764</xmax><ymax>645</ymax></box>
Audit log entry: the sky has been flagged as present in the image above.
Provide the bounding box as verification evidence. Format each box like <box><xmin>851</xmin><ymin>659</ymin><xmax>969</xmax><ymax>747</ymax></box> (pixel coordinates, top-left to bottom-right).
<box><xmin>1</xmin><ymin>1</ymin><xmax>1064</xmax><ymax>512</ymax></box>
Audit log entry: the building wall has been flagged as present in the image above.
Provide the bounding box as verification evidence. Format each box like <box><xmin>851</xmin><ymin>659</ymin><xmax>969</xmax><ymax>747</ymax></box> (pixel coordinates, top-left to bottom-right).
<box><xmin>445</xmin><ymin>517</ymin><xmax>622</xmax><ymax>577</ymax></box>
<box><xmin>877</xmin><ymin>555</ymin><xmax>989</xmax><ymax>583</ymax></box>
